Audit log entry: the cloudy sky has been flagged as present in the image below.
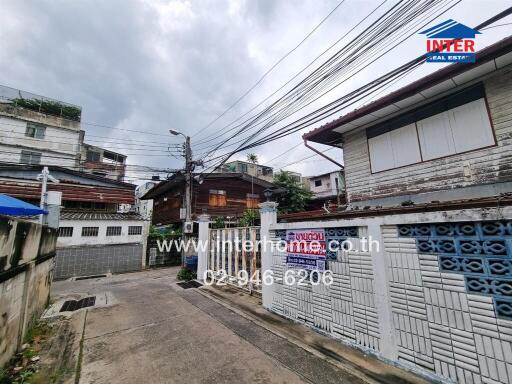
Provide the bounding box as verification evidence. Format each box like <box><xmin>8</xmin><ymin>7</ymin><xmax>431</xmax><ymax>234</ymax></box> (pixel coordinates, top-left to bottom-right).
<box><xmin>0</xmin><ymin>0</ymin><xmax>511</xmax><ymax>183</ymax></box>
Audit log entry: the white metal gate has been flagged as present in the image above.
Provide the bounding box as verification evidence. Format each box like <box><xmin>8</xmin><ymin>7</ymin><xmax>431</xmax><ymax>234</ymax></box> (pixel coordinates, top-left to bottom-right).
<box><xmin>207</xmin><ymin>227</ymin><xmax>261</xmax><ymax>293</ymax></box>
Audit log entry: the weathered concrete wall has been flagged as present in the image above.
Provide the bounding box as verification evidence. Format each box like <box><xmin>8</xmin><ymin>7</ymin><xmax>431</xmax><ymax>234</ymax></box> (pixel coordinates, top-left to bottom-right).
<box><xmin>266</xmin><ymin>206</ymin><xmax>512</xmax><ymax>383</ymax></box>
<box><xmin>54</xmin><ymin>243</ymin><xmax>143</xmax><ymax>280</ymax></box>
<box><xmin>0</xmin><ymin>216</ymin><xmax>56</xmax><ymax>367</ymax></box>
<box><xmin>342</xmin><ymin>67</ymin><xmax>512</xmax><ymax>203</ymax></box>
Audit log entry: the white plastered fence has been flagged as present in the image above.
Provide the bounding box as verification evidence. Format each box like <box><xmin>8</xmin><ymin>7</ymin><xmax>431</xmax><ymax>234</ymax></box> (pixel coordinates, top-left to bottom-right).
<box><xmin>197</xmin><ymin>204</ymin><xmax>512</xmax><ymax>384</ymax></box>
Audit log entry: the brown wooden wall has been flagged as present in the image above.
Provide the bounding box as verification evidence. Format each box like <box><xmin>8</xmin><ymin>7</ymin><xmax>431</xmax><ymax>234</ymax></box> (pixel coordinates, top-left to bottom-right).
<box><xmin>152</xmin><ymin>177</ymin><xmax>268</xmax><ymax>225</ymax></box>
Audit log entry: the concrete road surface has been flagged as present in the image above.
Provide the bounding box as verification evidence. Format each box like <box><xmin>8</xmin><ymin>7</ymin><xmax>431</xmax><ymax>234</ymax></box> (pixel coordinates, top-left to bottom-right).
<box><xmin>51</xmin><ymin>268</ymin><xmax>425</xmax><ymax>384</ymax></box>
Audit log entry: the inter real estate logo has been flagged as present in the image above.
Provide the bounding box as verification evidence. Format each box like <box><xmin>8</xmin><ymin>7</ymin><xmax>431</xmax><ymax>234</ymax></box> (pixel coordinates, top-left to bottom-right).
<box><xmin>419</xmin><ymin>19</ymin><xmax>481</xmax><ymax>63</ymax></box>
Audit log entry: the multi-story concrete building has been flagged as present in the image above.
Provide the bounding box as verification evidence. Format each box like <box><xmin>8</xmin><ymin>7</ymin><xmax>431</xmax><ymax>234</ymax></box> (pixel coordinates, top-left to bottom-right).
<box><xmin>305</xmin><ymin>170</ymin><xmax>345</xmax><ymax>198</ymax></box>
<box><xmin>0</xmin><ymin>85</ymin><xmax>147</xmax><ymax>279</ymax></box>
<box><xmin>0</xmin><ymin>85</ymin><xmax>82</xmax><ymax>168</ymax></box>
<box><xmin>303</xmin><ymin>170</ymin><xmax>345</xmax><ymax>209</ymax></box>
<box><xmin>134</xmin><ymin>180</ymin><xmax>157</xmax><ymax>220</ymax></box>
<box><xmin>0</xmin><ymin>85</ymin><xmax>127</xmax><ymax>182</ymax></box>
<box><xmin>81</xmin><ymin>143</ymin><xmax>127</xmax><ymax>181</ymax></box>
<box><xmin>221</xmin><ymin>160</ymin><xmax>274</xmax><ymax>182</ymax></box>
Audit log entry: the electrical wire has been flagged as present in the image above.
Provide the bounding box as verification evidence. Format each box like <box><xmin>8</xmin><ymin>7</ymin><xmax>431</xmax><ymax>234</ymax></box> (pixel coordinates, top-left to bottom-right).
<box><xmin>192</xmin><ymin>0</ymin><xmax>389</xmax><ymax>145</ymax></box>
<box><xmin>196</xmin><ymin>0</ymin><xmax>452</xmax><ymax>161</ymax></box>
<box><xmin>191</xmin><ymin>0</ymin><xmax>349</xmax><ymax>138</ymax></box>
<box><xmin>198</xmin><ymin>0</ymin><xmax>512</xmax><ymax>175</ymax></box>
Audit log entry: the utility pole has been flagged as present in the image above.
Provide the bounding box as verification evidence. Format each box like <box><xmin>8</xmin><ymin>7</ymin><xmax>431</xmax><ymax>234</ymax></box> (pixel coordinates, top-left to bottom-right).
<box><xmin>184</xmin><ymin>135</ymin><xmax>192</xmax><ymax>224</ymax></box>
<box><xmin>170</xmin><ymin>130</ymin><xmax>203</xmax><ymax>266</ymax></box>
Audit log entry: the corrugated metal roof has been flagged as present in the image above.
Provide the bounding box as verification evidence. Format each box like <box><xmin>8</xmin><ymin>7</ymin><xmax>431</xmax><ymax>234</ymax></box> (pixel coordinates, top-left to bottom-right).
<box><xmin>60</xmin><ymin>212</ymin><xmax>145</xmax><ymax>221</ymax></box>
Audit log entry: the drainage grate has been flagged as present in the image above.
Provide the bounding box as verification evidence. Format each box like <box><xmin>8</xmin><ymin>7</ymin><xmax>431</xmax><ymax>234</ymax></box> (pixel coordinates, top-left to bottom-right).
<box><xmin>60</xmin><ymin>296</ymin><xmax>96</xmax><ymax>312</ymax></box>
<box><xmin>75</xmin><ymin>274</ymin><xmax>107</xmax><ymax>281</ymax></box>
<box><xmin>177</xmin><ymin>281</ymin><xmax>203</xmax><ymax>289</ymax></box>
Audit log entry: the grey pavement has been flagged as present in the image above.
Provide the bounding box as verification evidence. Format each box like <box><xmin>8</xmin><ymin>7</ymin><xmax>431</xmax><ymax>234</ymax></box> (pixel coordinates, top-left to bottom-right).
<box><xmin>51</xmin><ymin>268</ymin><xmax>425</xmax><ymax>384</ymax></box>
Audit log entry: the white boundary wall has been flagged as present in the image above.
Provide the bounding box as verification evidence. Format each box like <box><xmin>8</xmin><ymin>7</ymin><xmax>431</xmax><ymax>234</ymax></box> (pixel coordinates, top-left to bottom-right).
<box><xmin>259</xmin><ymin>205</ymin><xmax>512</xmax><ymax>384</ymax></box>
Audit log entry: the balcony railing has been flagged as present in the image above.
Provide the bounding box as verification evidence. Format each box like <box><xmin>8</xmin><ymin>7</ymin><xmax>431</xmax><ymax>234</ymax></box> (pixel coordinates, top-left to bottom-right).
<box><xmin>0</xmin><ymin>84</ymin><xmax>82</xmax><ymax>121</ymax></box>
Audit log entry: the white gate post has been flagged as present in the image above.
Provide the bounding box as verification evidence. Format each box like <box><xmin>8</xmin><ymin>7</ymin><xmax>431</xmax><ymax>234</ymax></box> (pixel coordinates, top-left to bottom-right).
<box><xmin>197</xmin><ymin>214</ymin><xmax>210</xmax><ymax>282</ymax></box>
<box><xmin>259</xmin><ymin>201</ymin><xmax>278</xmax><ymax>310</ymax></box>
<box><xmin>367</xmin><ymin>220</ymin><xmax>398</xmax><ymax>360</ymax></box>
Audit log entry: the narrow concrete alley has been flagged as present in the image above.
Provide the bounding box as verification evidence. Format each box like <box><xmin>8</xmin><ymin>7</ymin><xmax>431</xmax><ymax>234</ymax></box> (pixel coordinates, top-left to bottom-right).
<box><xmin>51</xmin><ymin>268</ymin><xmax>428</xmax><ymax>384</ymax></box>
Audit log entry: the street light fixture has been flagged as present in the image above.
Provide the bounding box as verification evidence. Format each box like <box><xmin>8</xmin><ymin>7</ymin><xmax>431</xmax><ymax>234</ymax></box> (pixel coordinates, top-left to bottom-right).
<box><xmin>169</xmin><ymin>129</ymin><xmax>186</xmax><ymax>138</ymax></box>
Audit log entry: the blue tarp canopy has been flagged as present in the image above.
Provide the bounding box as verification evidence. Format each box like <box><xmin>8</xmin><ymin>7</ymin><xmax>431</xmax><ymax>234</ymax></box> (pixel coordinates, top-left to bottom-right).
<box><xmin>0</xmin><ymin>194</ymin><xmax>47</xmax><ymax>216</ymax></box>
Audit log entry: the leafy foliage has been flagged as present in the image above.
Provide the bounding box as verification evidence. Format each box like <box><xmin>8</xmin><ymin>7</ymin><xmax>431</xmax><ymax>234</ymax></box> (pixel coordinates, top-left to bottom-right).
<box><xmin>149</xmin><ymin>224</ymin><xmax>181</xmax><ymax>238</ymax></box>
<box><xmin>11</xmin><ymin>98</ymin><xmax>81</xmax><ymax>121</ymax></box>
<box><xmin>246</xmin><ymin>153</ymin><xmax>258</xmax><ymax>164</ymax></box>
<box><xmin>13</xmin><ymin>98</ymin><xmax>81</xmax><ymax>121</ymax></box>
<box><xmin>211</xmin><ymin>216</ymin><xmax>226</xmax><ymax>229</ymax></box>
<box><xmin>272</xmin><ymin>171</ymin><xmax>313</xmax><ymax>213</ymax></box>
<box><xmin>239</xmin><ymin>209</ymin><xmax>259</xmax><ymax>226</ymax></box>
<box><xmin>177</xmin><ymin>267</ymin><xmax>195</xmax><ymax>281</ymax></box>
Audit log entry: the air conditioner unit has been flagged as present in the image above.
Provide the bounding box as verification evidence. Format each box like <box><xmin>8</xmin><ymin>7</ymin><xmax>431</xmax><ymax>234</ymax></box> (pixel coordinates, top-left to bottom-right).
<box><xmin>183</xmin><ymin>221</ymin><xmax>193</xmax><ymax>234</ymax></box>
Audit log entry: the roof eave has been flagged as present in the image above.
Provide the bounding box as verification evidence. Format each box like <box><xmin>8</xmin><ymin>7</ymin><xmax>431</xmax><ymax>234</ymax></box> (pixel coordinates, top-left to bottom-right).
<box><xmin>304</xmin><ymin>36</ymin><xmax>512</xmax><ymax>145</ymax></box>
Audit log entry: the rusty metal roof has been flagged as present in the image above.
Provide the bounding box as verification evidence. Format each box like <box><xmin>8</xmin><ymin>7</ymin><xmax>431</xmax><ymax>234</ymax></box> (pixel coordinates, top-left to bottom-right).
<box><xmin>278</xmin><ymin>194</ymin><xmax>512</xmax><ymax>222</ymax></box>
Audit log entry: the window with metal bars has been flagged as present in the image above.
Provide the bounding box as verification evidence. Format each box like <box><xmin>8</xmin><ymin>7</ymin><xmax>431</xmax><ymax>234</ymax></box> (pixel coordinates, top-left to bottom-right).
<box><xmin>81</xmin><ymin>227</ymin><xmax>99</xmax><ymax>237</ymax></box>
<box><xmin>128</xmin><ymin>226</ymin><xmax>142</xmax><ymax>235</ymax></box>
<box><xmin>106</xmin><ymin>226</ymin><xmax>122</xmax><ymax>236</ymax></box>
<box><xmin>20</xmin><ymin>150</ymin><xmax>42</xmax><ymax>165</ymax></box>
<box><xmin>58</xmin><ymin>227</ymin><xmax>74</xmax><ymax>237</ymax></box>
<box><xmin>25</xmin><ymin>123</ymin><xmax>46</xmax><ymax>139</ymax></box>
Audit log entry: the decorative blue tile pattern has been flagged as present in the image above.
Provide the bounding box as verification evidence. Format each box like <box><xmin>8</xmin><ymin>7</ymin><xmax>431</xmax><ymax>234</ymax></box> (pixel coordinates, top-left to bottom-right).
<box><xmin>494</xmin><ymin>297</ymin><xmax>512</xmax><ymax>320</ymax></box>
<box><xmin>325</xmin><ymin>227</ymin><xmax>358</xmax><ymax>260</ymax></box>
<box><xmin>397</xmin><ymin>221</ymin><xmax>512</xmax><ymax>320</ymax></box>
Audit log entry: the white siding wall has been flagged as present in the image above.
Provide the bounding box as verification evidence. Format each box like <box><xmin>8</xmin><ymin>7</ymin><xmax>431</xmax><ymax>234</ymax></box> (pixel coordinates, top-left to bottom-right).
<box><xmin>342</xmin><ymin>68</ymin><xmax>512</xmax><ymax>203</ymax></box>
<box><xmin>57</xmin><ymin>219</ymin><xmax>148</xmax><ymax>247</ymax></box>
<box><xmin>0</xmin><ymin>115</ymin><xmax>81</xmax><ymax>167</ymax></box>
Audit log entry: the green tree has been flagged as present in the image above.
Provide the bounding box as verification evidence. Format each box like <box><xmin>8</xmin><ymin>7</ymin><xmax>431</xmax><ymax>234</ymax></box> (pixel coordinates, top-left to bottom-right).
<box><xmin>272</xmin><ymin>171</ymin><xmax>313</xmax><ymax>213</ymax></box>
<box><xmin>246</xmin><ymin>153</ymin><xmax>258</xmax><ymax>194</ymax></box>
<box><xmin>239</xmin><ymin>209</ymin><xmax>260</xmax><ymax>226</ymax></box>
<box><xmin>246</xmin><ymin>153</ymin><xmax>258</xmax><ymax>164</ymax></box>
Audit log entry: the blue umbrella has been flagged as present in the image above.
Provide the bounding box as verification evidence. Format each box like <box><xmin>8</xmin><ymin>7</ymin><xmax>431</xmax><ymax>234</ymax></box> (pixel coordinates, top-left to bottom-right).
<box><xmin>0</xmin><ymin>194</ymin><xmax>47</xmax><ymax>216</ymax></box>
